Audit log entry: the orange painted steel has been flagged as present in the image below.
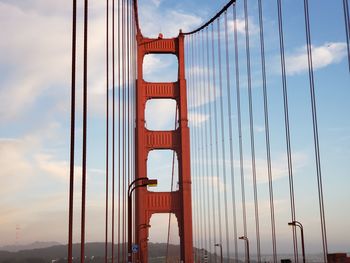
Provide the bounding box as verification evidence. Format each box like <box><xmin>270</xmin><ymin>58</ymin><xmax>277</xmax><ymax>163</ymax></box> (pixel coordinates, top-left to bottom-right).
<box><xmin>134</xmin><ymin>32</ymin><xmax>193</xmax><ymax>262</ymax></box>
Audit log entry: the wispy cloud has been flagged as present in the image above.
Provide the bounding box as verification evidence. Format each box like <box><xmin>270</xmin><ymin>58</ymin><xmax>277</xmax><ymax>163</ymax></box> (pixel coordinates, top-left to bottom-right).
<box><xmin>188</xmin><ymin>112</ymin><xmax>209</xmax><ymax>127</ymax></box>
<box><xmin>139</xmin><ymin>2</ymin><xmax>202</xmax><ymax>37</ymax></box>
<box><xmin>285</xmin><ymin>42</ymin><xmax>347</xmax><ymax>75</ymax></box>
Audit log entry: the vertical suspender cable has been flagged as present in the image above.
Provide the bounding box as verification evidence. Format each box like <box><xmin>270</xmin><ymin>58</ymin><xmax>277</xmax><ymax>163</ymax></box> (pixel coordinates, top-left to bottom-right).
<box><xmin>203</xmin><ymin>27</ymin><xmax>212</xmax><ymax>257</ymax></box>
<box><xmin>190</xmin><ymin>34</ymin><xmax>199</xmax><ymax>261</ymax></box>
<box><xmin>81</xmin><ymin>0</ymin><xmax>89</xmax><ymax>262</ymax></box>
<box><xmin>117</xmin><ymin>0</ymin><xmax>121</xmax><ymax>261</ymax></box>
<box><xmin>189</xmin><ymin>34</ymin><xmax>198</xmax><ymax>259</ymax></box>
<box><xmin>224</xmin><ymin>10</ymin><xmax>238</xmax><ymax>261</ymax></box>
<box><xmin>112</xmin><ymin>0</ymin><xmax>116</xmax><ymax>261</ymax></box>
<box><xmin>217</xmin><ymin>16</ymin><xmax>231</xmax><ymax>261</ymax></box>
<box><xmin>276</xmin><ymin>1</ymin><xmax>298</xmax><ymax>261</ymax></box>
<box><xmin>68</xmin><ymin>0</ymin><xmax>77</xmax><ymax>262</ymax></box>
<box><xmin>212</xmin><ymin>22</ymin><xmax>223</xmax><ymax>258</ymax></box>
<box><xmin>127</xmin><ymin>0</ymin><xmax>131</xmax><ymax>190</ymax></box>
<box><xmin>303</xmin><ymin>1</ymin><xmax>328</xmax><ymax>261</ymax></box>
<box><xmin>244</xmin><ymin>1</ymin><xmax>261</xmax><ymax>261</ymax></box>
<box><xmin>199</xmin><ymin>30</ymin><xmax>208</xmax><ymax>253</ymax></box>
<box><xmin>105</xmin><ymin>0</ymin><xmax>110</xmax><ymax>261</ymax></box>
<box><xmin>165</xmin><ymin>106</ymin><xmax>178</xmax><ymax>262</ymax></box>
<box><xmin>343</xmin><ymin>0</ymin><xmax>350</xmax><ymax>72</ymax></box>
<box><xmin>233</xmin><ymin>4</ymin><xmax>248</xmax><ymax>258</ymax></box>
<box><xmin>257</xmin><ymin>0</ymin><xmax>277</xmax><ymax>262</ymax></box>
<box><xmin>207</xmin><ymin>26</ymin><xmax>218</xmax><ymax>263</ymax></box>
<box><xmin>122</xmin><ymin>0</ymin><xmax>126</xmax><ymax>259</ymax></box>
<box><xmin>195</xmin><ymin>32</ymin><xmax>204</xmax><ymax>253</ymax></box>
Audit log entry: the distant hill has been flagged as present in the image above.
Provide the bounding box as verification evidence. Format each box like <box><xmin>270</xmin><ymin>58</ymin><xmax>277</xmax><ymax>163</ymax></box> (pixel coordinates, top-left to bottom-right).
<box><xmin>0</xmin><ymin>242</ymin><xmax>61</xmax><ymax>252</ymax></box>
<box><xmin>0</xmin><ymin>242</ymin><xmax>230</xmax><ymax>262</ymax></box>
<box><xmin>0</xmin><ymin>242</ymin><xmax>190</xmax><ymax>263</ymax></box>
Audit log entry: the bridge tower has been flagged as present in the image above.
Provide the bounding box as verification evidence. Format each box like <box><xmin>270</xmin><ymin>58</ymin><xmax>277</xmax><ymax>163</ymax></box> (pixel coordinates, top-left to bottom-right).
<box><xmin>135</xmin><ymin>31</ymin><xmax>193</xmax><ymax>262</ymax></box>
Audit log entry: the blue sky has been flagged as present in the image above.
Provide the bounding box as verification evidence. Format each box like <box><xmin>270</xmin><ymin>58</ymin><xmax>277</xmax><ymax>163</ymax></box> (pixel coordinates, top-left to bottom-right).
<box><xmin>0</xmin><ymin>0</ymin><xmax>349</xmax><ymax>259</ymax></box>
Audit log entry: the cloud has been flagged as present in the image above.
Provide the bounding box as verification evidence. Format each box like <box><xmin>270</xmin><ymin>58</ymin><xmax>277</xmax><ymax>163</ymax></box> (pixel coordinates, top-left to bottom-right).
<box><xmin>243</xmin><ymin>152</ymin><xmax>309</xmax><ymax>184</ymax></box>
<box><xmin>145</xmin><ymin>99</ymin><xmax>177</xmax><ymax>130</ymax></box>
<box><xmin>188</xmin><ymin>112</ymin><xmax>209</xmax><ymax>127</ymax></box>
<box><xmin>143</xmin><ymin>54</ymin><xmax>178</xmax><ymax>82</ymax></box>
<box><xmin>151</xmin><ymin>0</ymin><xmax>162</xmax><ymax>7</ymax></box>
<box><xmin>139</xmin><ymin>2</ymin><xmax>202</xmax><ymax>37</ymax></box>
<box><xmin>285</xmin><ymin>42</ymin><xmax>347</xmax><ymax>75</ymax></box>
<box><xmin>228</xmin><ymin>17</ymin><xmax>259</xmax><ymax>36</ymax></box>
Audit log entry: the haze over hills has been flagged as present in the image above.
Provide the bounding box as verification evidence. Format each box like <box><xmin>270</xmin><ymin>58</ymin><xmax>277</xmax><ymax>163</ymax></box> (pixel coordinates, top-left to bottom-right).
<box><xmin>0</xmin><ymin>242</ymin><xmax>61</xmax><ymax>253</ymax></box>
<box><xmin>0</xmin><ymin>242</ymin><xmax>332</xmax><ymax>262</ymax></box>
<box><xmin>0</xmin><ymin>242</ymin><xmax>185</xmax><ymax>263</ymax></box>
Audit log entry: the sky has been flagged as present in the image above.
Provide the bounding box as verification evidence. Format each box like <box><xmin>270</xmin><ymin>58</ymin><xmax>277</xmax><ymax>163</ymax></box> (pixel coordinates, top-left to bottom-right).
<box><xmin>0</xmin><ymin>0</ymin><xmax>349</xmax><ymax>259</ymax></box>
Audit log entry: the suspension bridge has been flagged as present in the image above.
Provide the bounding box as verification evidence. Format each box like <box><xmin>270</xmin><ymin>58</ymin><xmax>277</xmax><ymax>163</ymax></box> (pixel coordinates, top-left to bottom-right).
<box><xmin>65</xmin><ymin>0</ymin><xmax>350</xmax><ymax>262</ymax></box>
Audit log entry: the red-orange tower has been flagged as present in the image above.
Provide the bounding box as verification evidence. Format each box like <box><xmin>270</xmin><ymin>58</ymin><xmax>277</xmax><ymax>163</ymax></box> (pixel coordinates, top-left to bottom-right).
<box><xmin>135</xmin><ymin>31</ymin><xmax>193</xmax><ymax>262</ymax></box>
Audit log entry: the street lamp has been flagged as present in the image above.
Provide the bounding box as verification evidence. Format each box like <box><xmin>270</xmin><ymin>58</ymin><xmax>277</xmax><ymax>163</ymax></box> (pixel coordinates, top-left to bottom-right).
<box><xmin>214</xmin><ymin>243</ymin><xmax>223</xmax><ymax>263</ymax></box>
<box><xmin>128</xmin><ymin>177</ymin><xmax>158</xmax><ymax>263</ymax></box>
<box><xmin>288</xmin><ymin>220</ymin><xmax>306</xmax><ymax>263</ymax></box>
<box><xmin>239</xmin><ymin>236</ymin><xmax>250</xmax><ymax>263</ymax></box>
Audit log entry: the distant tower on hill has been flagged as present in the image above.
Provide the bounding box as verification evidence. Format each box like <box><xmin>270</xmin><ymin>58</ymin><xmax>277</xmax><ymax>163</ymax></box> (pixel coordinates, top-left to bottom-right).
<box><xmin>15</xmin><ymin>224</ymin><xmax>21</xmax><ymax>245</ymax></box>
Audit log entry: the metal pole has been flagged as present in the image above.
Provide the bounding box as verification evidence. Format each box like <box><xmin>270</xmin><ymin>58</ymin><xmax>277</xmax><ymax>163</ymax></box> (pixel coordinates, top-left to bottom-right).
<box><xmin>246</xmin><ymin>238</ymin><xmax>250</xmax><ymax>263</ymax></box>
<box><xmin>214</xmin><ymin>244</ymin><xmax>223</xmax><ymax>263</ymax></box>
<box><xmin>239</xmin><ymin>236</ymin><xmax>250</xmax><ymax>263</ymax></box>
<box><xmin>297</xmin><ymin>223</ymin><xmax>306</xmax><ymax>263</ymax></box>
<box><xmin>220</xmin><ymin>245</ymin><xmax>223</xmax><ymax>263</ymax></box>
<box><xmin>288</xmin><ymin>221</ymin><xmax>306</xmax><ymax>263</ymax></box>
<box><xmin>128</xmin><ymin>192</ymin><xmax>132</xmax><ymax>263</ymax></box>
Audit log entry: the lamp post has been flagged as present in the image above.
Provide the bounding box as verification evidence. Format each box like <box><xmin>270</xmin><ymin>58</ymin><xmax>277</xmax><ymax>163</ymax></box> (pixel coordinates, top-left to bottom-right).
<box><xmin>128</xmin><ymin>177</ymin><xmax>158</xmax><ymax>263</ymax></box>
<box><xmin>239</xmin><ymin>236</ymin><xmax>250</xmax><ymax>263</ymax></box>
<box><xmin>288</xmin><ymin>221</ymin><xmax>306</xmax><ymax>263</ymax></box>
<box><xmin>214</xmin><ymin>243</ymin><xmax>223</xmax><ymax>263</ymax></box>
